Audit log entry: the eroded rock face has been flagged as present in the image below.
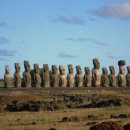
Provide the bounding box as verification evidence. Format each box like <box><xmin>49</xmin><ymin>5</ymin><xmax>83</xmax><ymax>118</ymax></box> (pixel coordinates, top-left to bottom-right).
<box><xmin>42</xmin><ymin>64</ymin><xmax>50</xmax><ymax>88</ymax></box>
<box><xmin>67</xmin><ymin>64</ymin><xmax>74</xmax><ymax>88</ymax></box>
<box><xmin>92</xmin><ymin>58</ymin><xmax>101</xmax><ymax>87</ymax></box>
<box><xmin>84</xmin><ymin>67</ymin><xmax>92</xmax><ymax>87</ymax></box>
<box><xmin>101</xmin><ymin>67</ymin><xmax>109</xmax><ymax>87</ymax></box>
<box><xmin>23</xmin><ymin>61</ymin><xmax>31</xmax><ymax>88</ymax></box>
<box><xmin>14</xmin><ymin>63</ymin><xmax>21</xmax><ymax>88</ymax></box>
<box><xmin>75</xmin><ymin>66</ymin><xmax>83</xmax><ymax>87</ymax></box>
<box><xmin>118</xmin><ymin>60</ymin><xmax>126</xmax><ymax>87</ymax></box>
<box><xmin>51</xmin><ymin>65</ymin><xmax>59</xmax><ymax>87</ymax></box>
<box><xmin>90</xmin><ymin>121</ymin><xmax>124</xmax><ymax>130</ymax></box>
<box><xmin>109</xmin><ymin>66</ymin><xmax>117</xmax><ymax>87</ymax></box>
<box><xmin>59</xmin><ymin>66</ymin><xmax>67</xmax><ymax>87</ymax></box>
<box><xmin>33</xmin><ymin>64</ymin><xmax>41</xmax><ymax>87</ymax></box>
<box><xmin>126</xmin><ymin>66</ymin><xmax>130</xmax><ymax>87</ymax></box>
<box><xmin>4</xmin><ymin>65</ymin><xmax>12</xmax><ymax>88</ymax></box>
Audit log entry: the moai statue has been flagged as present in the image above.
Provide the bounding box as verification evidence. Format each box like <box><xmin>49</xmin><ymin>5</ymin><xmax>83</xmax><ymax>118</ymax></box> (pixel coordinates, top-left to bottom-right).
<box><xmin>92</xmin><ymin>58</ymin><xmax>101</xmax><ymax>87</ymax></box>
<box><xmin>23</xmin><ymin>61</ymin><xmax>31</xmax><ymax>88</ymax></box>
<box><xmin>84</xmin><ymin>67</ymin><xmax>92</xmax><ymax>87</ymax></box>
<box><xmin>59</xmin><ymin>66</ymin><xmax>67</xmax><ymax>87</ymax></box>
<box><xmin>33</xmin><ymin>64</ymin><xmax>41</xmax><ymax>87</ymax></box>
<box><xmin>126</xmin><ymin>66</ymin><xmax>130</xmax><ymax>87</ymax></box>
<box><xmin>14</xmin><ymin>63</ymin><xmax>21</xmax><ymax>88</ymax></box>
<box><xmin>109</xmin><ymin>66</ymin><xmax>117</xmax><ymax>87</ymax></box>
<box><xmin>51</xmin><ymin>65</ymin><xmax>59</xmax><ymax>87</ymax></box>
<box><xmin>4</xmin><ymin>65</ymin><xmax>12</xmax><ymax>88</ymax></box>
<box><xmin>101</xmin><ymin>67</ymin><xmax>109</xmax><ymax>87</ymax></box>
<box><xmin>75</xmin><ymin>66</ymin><xmax>83</xmax><ymax>87</ymax></box>
<box><xmin>118</xmin><ymin>60</ymin><xmax>126</xmax><ymax>87</ymax></box>
<box><xmin>42</xmin><ymin>64</ymin><xmax>50</xmax><ymax>88</ymax></box>
<box><xmin>67</xmin><ymin>64</ymin><xmax>74</xmax><ymax>87</ymax></box>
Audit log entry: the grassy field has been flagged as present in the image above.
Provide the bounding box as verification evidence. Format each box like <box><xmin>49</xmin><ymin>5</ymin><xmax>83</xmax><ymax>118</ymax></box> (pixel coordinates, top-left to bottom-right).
<box><xmin>0</xmin><ymin>90</ymin><xmax>129</xmax><ymax>130</ymax></box>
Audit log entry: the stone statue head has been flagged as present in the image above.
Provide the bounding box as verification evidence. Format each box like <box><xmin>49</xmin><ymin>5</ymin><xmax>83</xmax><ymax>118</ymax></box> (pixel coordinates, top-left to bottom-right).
<box><xmin>34</xmin><ymin>64</ymin><xmax>40</xmax><ymax>73</ymax></box>
<box><xmin>76</xmin><ymin>66</ymin><xmax>82</xmax><ymax>75</ymax></box>
<box><xmin>118</xmin><ymin>60</ymin><xmax>126</xmax><ymax>75</ymax></box>
<box><xmin>59</xmin><ymin>66</ymin><xmax>66</xmax><ymax>75</ymax></box>
<box><xmin>68</xmin><ymin>64</ymin><xmax>74</xmax><ymax>74</ymax></box>
<box><xmin>102</xmin><ymin>67</ymin><xmax>108</xmax><ymax>74</ymax></box>
<box><xmin>24</xmin><ymin>61</ymin><xmax>30</xmax><ymax>72</ymax></box>
<box><xmin>127</xmin><ymin>66</ymin><xmax>130</xmax><ymax>73</ymax></box>
<box><xmin>109</xmin><ymin>66</ymin><xmax>115</xmax><ymax>75</ymax></box>
<box><xmin>84</xmin><ymin>67</ymin><xmax>90</xmax><ymax>75</ymax></box>
<box><xmin>15</xmin><ymin>63</ymin><xmax>20</xmax><ymax>73</ymax></box>
<box><xmin>43</xmin><ymin>64</ymin><xmax>49</xmax><ymax>72</ymax></box>
<box><xmin>52</xmin><ymin>65</ymin><xmax>58</xmax><ymax>74</ymax></box>
<box><xmin>5</xmin><ymin>65</ymin><xmax>10</xmax><ymax>74</ymax></box>
<box><xmin>93</xmin><ymin>58</ymin><xmax>100</xmax><ymax>69</ymax></box>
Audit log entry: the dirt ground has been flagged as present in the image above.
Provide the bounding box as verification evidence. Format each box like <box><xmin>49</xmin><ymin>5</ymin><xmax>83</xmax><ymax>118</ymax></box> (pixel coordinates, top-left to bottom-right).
<box><xmin>0</xmin><ymin>90</ymin><xmax>130</xmax><ymax>130</ymax></box>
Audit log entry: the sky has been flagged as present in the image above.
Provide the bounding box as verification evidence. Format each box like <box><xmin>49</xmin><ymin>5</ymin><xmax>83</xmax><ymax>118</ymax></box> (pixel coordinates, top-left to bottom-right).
<box><xmin>0</xmin><ymin>0</ymin><xmax>130</xmax><ymax>77</ymax></box>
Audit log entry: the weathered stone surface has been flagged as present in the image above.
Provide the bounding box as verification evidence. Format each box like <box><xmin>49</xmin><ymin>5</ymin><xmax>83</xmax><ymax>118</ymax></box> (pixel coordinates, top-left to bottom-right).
<box><xmin>118</xmin><ymin>60</ymin><xmax>126</xmax><ymax>87</ymax></box>
<box><xmin>23</xmin><ymin>61</ymin><xmax>31</xmax><ymax>88</ymax></box>
<box><xmin>84</xmin><ymin>67</ymin><xmax>92</xmax><ymax>87</ymax></box>
<box><xmin>42</xmin><ymin>64</ymin><xmax>50</xmax><ymax>88</ymax></box>
<box><xmin>75</xmin><ymin>66</ymin><xmax>83</xmax><ymax>87</ymax></box>
<box><xmin>4</xmin><ymin>65</ymin><xmax>12</xmax><ymax>88</ymax></box>
<box><xmin>14</xmin><ymin>63</ymin><xmax>21</xmax><ymax>88</ymax></box>
<box><xmin>101</xmin><ymin>67</ymin><xmax>109</xmax><ymax>87</ymax></box>
<box><xmin>92</xmin><ymin>58</ymin><xmax>101</xmax><ymax>87</ymax></box>
<box><xmin>51</xmin><ymin>65</ymin><xmax>59</xmax><ymax>87</ymax></box>
<box><xmin>67</xmin><ymin>64</ymin><xmax>74</xmax><ymax>87</ymax></box>
<box><xmin>90</xmin><ymin>121</ymin><xmax>123</xmax><ymax>130</ymax></box>
<box><xmin>59</xmin><ymin>66</ymin><xmax>67</xmax><ymax>87</ymax></box>
<box><xmin>126</xmin><ymin>66</ymin><xmax>130</xmax><ymax>87</ymax></box>
<box><xmin>109</xmin><ymin>66</ymin><xmax>117</xmax><ymax>87</ymax></box>
<box><xmin>33</xmin><ymin>64</ymin><xmax>41</xmax><ymax>87</ymax></box>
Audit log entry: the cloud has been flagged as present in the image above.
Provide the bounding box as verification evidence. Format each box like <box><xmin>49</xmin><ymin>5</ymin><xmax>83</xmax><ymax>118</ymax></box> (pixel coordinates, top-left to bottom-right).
<box><xmin>0</xmin><ymin>37</ymin><xmax>10</xmax><ymax>44</ymax></box>
<box><xmin>0</xmin><ymin>22</ymin><xmax>8</xmax><ymax>27</ymax></box>
<box><xmin>58</xmin><ymin>51</ymin><xmax>78</xmax><ymax>59</ymax></box>
<box><xmin>0</xmin><ymin>58</ymin><xmax>8</xmax><ymax>61</ymax></box>
<box><xmin>106</xmin><ymin>53</ymin><xmax>118</xmax><ymax>59</ymax></box>
<box><xmin>89</xmin><ymin>3</ymin><xmax>130</xmax><ymax>20</ymax></box>
<box><xmin>108</xmin><ymin>55</ymin><xmax>117</xmax><ymax>59</ymax></box>
<box><xmin>52</xmin><ymin>15</ymin><xmax>85</xmax><ymax>25</ymax></box>
<box><xmin>0</xmin><ymin>49</ymin><xmax>16</xmax><ymax>56</ymax></box>
<box><xmin>65</xmin><ymin>37</ymin><xmax>107</xmax><ymax>46</ymax></box>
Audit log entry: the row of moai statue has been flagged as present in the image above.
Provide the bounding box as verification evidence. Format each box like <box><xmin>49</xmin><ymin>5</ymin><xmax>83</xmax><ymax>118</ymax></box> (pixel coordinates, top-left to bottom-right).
<box><xmin>4</xmin><ymin>59</ymin><xmax>130</xmax><ymax>88</ymax></box>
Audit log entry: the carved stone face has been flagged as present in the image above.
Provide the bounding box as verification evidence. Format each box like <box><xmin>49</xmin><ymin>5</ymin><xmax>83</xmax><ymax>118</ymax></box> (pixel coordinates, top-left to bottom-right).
<box><xmin>76</xmin><ymin>66</ymin><xmax>82</xmax><ymax>75</ymax></box>
<box><xmin>34</xmin><ymin>64</ymin><xmax>39</xmax><ymax>73</ymax></box>
<box><xmin>93</xmin><ymin>58</ymin><xmax>100</xmax><ymax>69</ymax></box>
<box><xmin>59</xmin><ymin>66</ymin><xmax>66</xmax><ymax>75</ymax></box>
<box><xmin>68</xmin><ymin>64</ymin><xmax>74</xmax><ymax>74</ymax></box>
<box><xmin>127</xmin><ymin>66</ymin><xmax>130</xmax><ymax>73</ymax></box>
<box><xmin>15</xmin><ymin>63</ymin><xmax>20</xmax><ymax>73</ymax></box>
<box><xmin>52</xmin><ymin>65</ymin><xmax>58</xmax><ymax>74</ymax></box>
<box><xmin>119</xmin><ymin>66</ymin><xmax>125</xmax><ymax>75</ymax></box>
<box><xmin>109</xmin><ymin>66</ymin><xmax>115</xmax><ymax>75</ymax></box>
<box><xmin>85</xmin><ymin>67</ymin><xmax>90</xmax><ymax>75</ymax></box>
<box><xmin>43</xmin><ymin>64</ymin><xmax>49</xmax><ymax>72</ymax></box>
<box><xmin>24</xmin><ymin>61</ymin><xmax>30</xmax><ymax>68</ymax></box>
<box><xmin>24</xmin><ymin>61</ymin><xmax>30</xmax><ymax>72</ymax></box>
<box><xmin>102</xmin><ymin>67</ymin><xmax>108</xmax><ymax>74</ymax></box>
<box><xmin>5</xmin><ymin>65</ymin><xmax>10</xmax><ymax>74</ymax></box>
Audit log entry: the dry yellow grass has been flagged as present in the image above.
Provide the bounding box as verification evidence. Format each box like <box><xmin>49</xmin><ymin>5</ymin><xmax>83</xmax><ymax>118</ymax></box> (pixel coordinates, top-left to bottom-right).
<box><xmin>0</xmin><ymin>105</ymin><xmax>129</xmax><ymax>130</ymax></box>
<box><xmin>0</xmin><ymin>90</ymin><xmax>130</xmax><ymax>130</ymax></box>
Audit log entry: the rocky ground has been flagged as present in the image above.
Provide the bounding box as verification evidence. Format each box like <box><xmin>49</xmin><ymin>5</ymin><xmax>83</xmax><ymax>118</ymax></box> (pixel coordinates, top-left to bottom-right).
<box><xmin>0</xmin><ymin>90</ymin><xmax>130</xmax><ymax>130</ymax></box>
